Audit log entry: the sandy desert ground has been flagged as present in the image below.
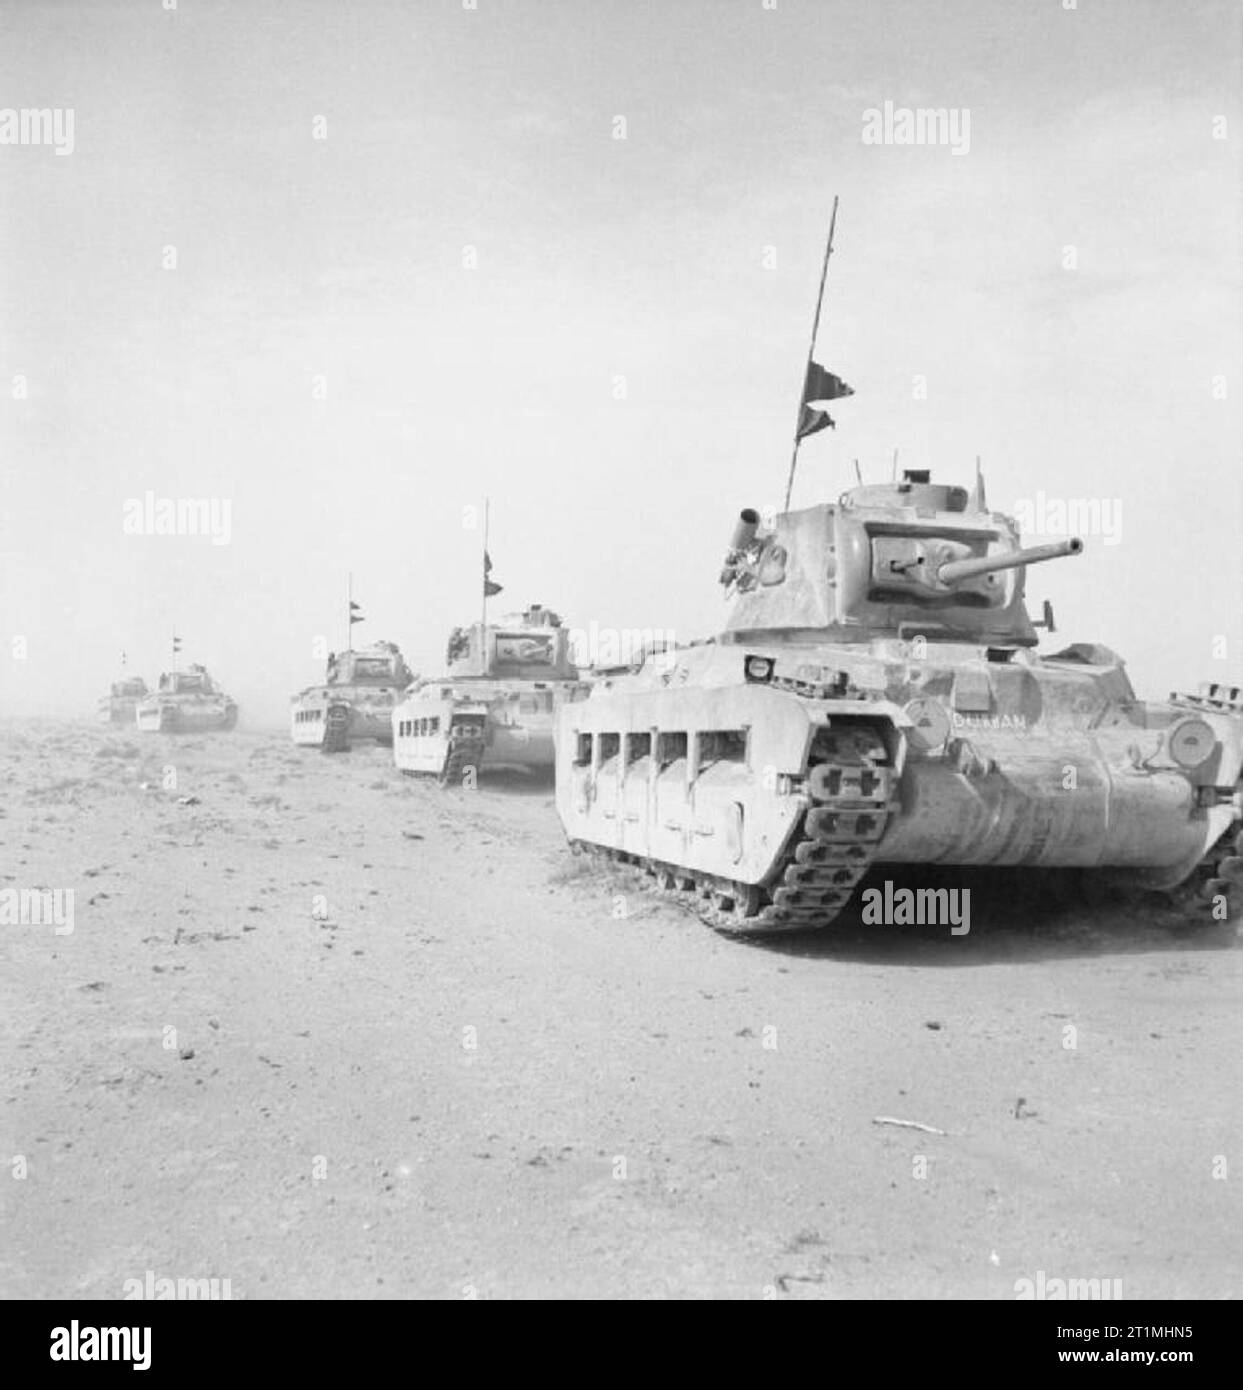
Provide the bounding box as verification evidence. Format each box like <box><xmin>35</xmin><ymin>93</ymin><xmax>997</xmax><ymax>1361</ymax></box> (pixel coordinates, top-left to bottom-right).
<box><xmin>1</xmin><ymin>717</ymin><xmax>1239</xmax><ymax>1300</ymax></box>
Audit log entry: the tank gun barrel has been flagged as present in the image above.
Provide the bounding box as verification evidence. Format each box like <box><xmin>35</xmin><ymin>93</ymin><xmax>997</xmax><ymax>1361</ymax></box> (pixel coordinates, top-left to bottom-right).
<box><xmin>936</xmin><ymin>537</ymin><xmax>1083</xmax><ymax>586</ymax></box>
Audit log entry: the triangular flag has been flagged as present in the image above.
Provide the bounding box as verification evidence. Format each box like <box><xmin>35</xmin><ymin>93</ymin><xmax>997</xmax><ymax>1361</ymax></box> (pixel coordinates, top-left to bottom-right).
<box><xmin>797</xmin><ymin>405</ymin><xmax>835</xmax><ymax>440</ymax></box>
<box><xmin>484</xmin><ymin>551</ymin><xmax>502</xmax><ymax>597</ymax></box>
<box><xmin>804</xmin><ymin>361</ymin><xmax>854</xmax><ymax>404</ymax></box>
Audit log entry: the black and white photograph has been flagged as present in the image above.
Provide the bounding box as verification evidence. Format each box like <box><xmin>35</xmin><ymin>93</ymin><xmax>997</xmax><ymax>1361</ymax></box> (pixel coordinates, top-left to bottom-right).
<box><xmin>1</xmin><ymin>0</ymin><xmax>1239</xmax><ymax>1335</ymax></box>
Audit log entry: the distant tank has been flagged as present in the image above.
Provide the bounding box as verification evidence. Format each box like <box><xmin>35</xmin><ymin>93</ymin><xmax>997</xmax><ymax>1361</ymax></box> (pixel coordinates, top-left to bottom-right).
<box><xmin>555</xmin><ymin>469</ymin><xmax>1243</xmax><ymax>934</ymax></box>
<box><xmin>98</xmin><ymin>674</ymin><xmax>148</xmax><ymax>725</ymax></box>
<box><xmin>393</xmin><ymin>604</ymin><xmax>586</xmax><ymax>785</ymax></box>
<box><xmin>136</xmin><ymin>663</ymin><xmax>238</xmax><ymax>733</ymax></box>
<box><xmin>291</xmin><ymin>641</ymin><xmax>414</xmax><ymax>753</ymax></box>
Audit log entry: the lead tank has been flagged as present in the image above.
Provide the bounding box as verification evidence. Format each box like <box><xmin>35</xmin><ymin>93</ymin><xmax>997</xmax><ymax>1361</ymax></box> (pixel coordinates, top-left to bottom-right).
<box><xmin>136</xmin><ymin>664</ymin><xmax>238</xmax><ymax>733</ymax></box>
<box><xmin>393</xmin><ymin>605</ymin><xmax>586</xmax><ymax>785</ymax></box>
<box><xmin>555</xmin><ymin>470</ymin><xmax>1243</xmax><ymax>934</ymax></box>
<box><xmin>291</xmin><ymin>641</ymin><xmax>413</xmax><ymax>753</ymax></box>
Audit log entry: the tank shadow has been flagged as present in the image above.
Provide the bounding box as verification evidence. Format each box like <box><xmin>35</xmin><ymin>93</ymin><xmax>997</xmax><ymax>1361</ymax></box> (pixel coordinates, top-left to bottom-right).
<box><xmin>725</xmin><ymin>865</ymin><xmax>1238</xmax><ymax>965</ymax></box>
<box><xmin>474</xmin><ymin>766</ymin><xmax>556</xmax><ymax>797</ymax></box>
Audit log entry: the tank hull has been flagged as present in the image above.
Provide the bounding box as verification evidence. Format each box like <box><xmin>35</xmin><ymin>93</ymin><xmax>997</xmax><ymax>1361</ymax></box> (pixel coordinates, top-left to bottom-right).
<box><xmin>136</xmin><ymin>695</ymin><xmax>239</xmax><ymax>734</ymax></box>
<box><xmin>394</xmin><ymin>680</ymin><xmax>583</xmax><ymax>782</ymax></box>
<box><xmin>555</xmin><ymin>639</ymin><xmax>1243</xmax><ymax>932</ymax></box>
<box><xmin>98</xmin><ymin>697</ymin><xmax>141</xmax><ymax>725</ymax></box>
<box><xmin>291</xmin><ymin>686</ymin><xmax>398</xmax><ymax>749</ymax></box>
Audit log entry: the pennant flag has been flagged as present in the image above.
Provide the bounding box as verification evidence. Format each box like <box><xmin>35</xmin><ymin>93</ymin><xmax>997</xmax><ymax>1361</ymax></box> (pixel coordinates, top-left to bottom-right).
<box><xmin>804</xmin><ymin>362</ymin><xmax>854</xmax><ymax>404</ymax></box>
<box><xmin>797</xmin><ymin>405</ymin><xmax>835</xmax><ymax>440</ymax></box>
<box><xmin>349</xmin><ymin>601</ymin><xmax>364</xmax><ymax>626</ymax></box>
<box><xmin>483</xmin><ymin>550</ymin><xmax>503</xmax><ymax>598</ymax></box>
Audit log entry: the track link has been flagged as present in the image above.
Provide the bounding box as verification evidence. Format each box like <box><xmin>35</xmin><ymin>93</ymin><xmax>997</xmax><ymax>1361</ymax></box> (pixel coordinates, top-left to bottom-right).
<box><xmin>578</xmin><ymin>722</ymin><xmax>895</xmax><ymax>937</ymax></box>
<box><xmin>439</xmin><ymin>731</ymin><xmax>486</xmax><ymax>788</ymax></box>
<box><xmin>321</xmin><ymin>704</ymin><xmax>351</xmax><ymax>754</ymax></box>
<box><xmin>1165</xmin><ymin>821</ymin><xmax>1243</xmax><ymax>925</ymax></box>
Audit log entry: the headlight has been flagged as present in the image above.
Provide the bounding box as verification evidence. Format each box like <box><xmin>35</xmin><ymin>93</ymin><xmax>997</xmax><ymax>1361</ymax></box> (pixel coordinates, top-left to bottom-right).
<box><xmin>1169</xmin><ymin>717</ymin><xmax>1216</xmax><ymax>770</ymax></box>
<box><xmin>904</xmin><ymin>697</ymin><xmax>951</xmax><ymax>753</ymax></box>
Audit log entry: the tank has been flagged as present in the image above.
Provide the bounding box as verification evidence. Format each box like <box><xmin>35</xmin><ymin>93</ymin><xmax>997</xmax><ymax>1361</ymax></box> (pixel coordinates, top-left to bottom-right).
<box><xmin>98</xmin><ymin>674</ymin><xmax>149</xmax><ymax>725</ymax></box>
<box><xmin>136</xmin><ymin>664</ymin><xmax>238</xmax><ymax>733</ymax></box>
<box><xmin>393</xmin><ymin>604</ymin><xmax>587</xmax><ymax>785</ymax></box>
<box><xmin>554</xmin><ymin>469</ymin><xmax>1243</xmax><ymax>934</ymax></box>
<box><xmin>291</xmin><ymin>641</ymin><xmax>414</xmax><ymax>753</ymax></box>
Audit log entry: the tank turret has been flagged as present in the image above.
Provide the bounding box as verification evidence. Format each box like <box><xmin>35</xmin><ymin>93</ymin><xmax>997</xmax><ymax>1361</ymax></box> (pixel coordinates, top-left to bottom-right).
<box><xmin>719</xmin><ymin>469</ymin><xmax>1082</xmax><ymax>647</ymax></box>
<box><xmin>160</xmin><ymin>664</ymin><xmax>215</xmax><ymax>696</ymax></box>
<box><xmin>111</xmin><ymin>675</ymin><xmax>148</xmax><ymax>699</ymax></box>
<box><xmin>325</xmin><ymin>641</ymin><xmax>413</xmax><ymax>689</ymax></box>
<box><xmin>444</xmin><ymin>605</ymin><xmax>579</xmax><ymax>681</ymax></box>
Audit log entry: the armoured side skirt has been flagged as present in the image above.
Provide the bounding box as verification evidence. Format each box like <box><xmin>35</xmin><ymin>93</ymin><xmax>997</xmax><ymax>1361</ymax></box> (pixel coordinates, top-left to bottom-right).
<box><xmin>394</xmin><ymin>731</ymin><xmax>555</xmax><ymax>772</ymax></box>
<box><xmin>485</xmin><ymin>725</ymin><xmax>556</xmax><ymax>769</ymax></box>
<box><xmin>292</xmin><ymin>718</ymin><xmax>393</xmax><ymax>745</ymax></box>
<box><xmin>137</xmin><ymin>707</ymin><xmax>235</xmax><ymax>733</ymax></box>
<box><xmin>393</xmin><ymin>736</ymin><xmax>452</xmax><ymax>773</ymax></box>
<box><xmin>879</xmin><ymin>754</ymin><xmax>1208</xmax><ymax>873</ymax></box>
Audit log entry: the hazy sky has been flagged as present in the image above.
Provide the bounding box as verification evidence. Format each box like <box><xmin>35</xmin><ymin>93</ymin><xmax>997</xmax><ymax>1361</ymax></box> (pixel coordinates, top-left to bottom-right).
<box><xmin>1</xmin><ymin>0</ymin><xmax>1239</xmax><ymax>723</ymax></box>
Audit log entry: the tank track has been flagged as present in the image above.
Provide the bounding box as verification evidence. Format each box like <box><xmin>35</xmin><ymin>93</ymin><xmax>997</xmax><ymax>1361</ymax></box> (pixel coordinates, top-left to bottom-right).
<box><xmin>438</xmin><ymin>731</ymin><xmax>486</xmax><ymax>789</ymax></box>
<box><xmin>321</xmin><ymin>704</ymin><xmax>351</xmax><ymax>754</ymax></box>
<box><xmin>1165</xmin><ymin>823</ymin><xmax>1243</xmax><ymax>925</ymax></box>
<box><xmin>578</xmin><ymin>723</ymin><xmax>894</xmax><ymax>937</ymax></box>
